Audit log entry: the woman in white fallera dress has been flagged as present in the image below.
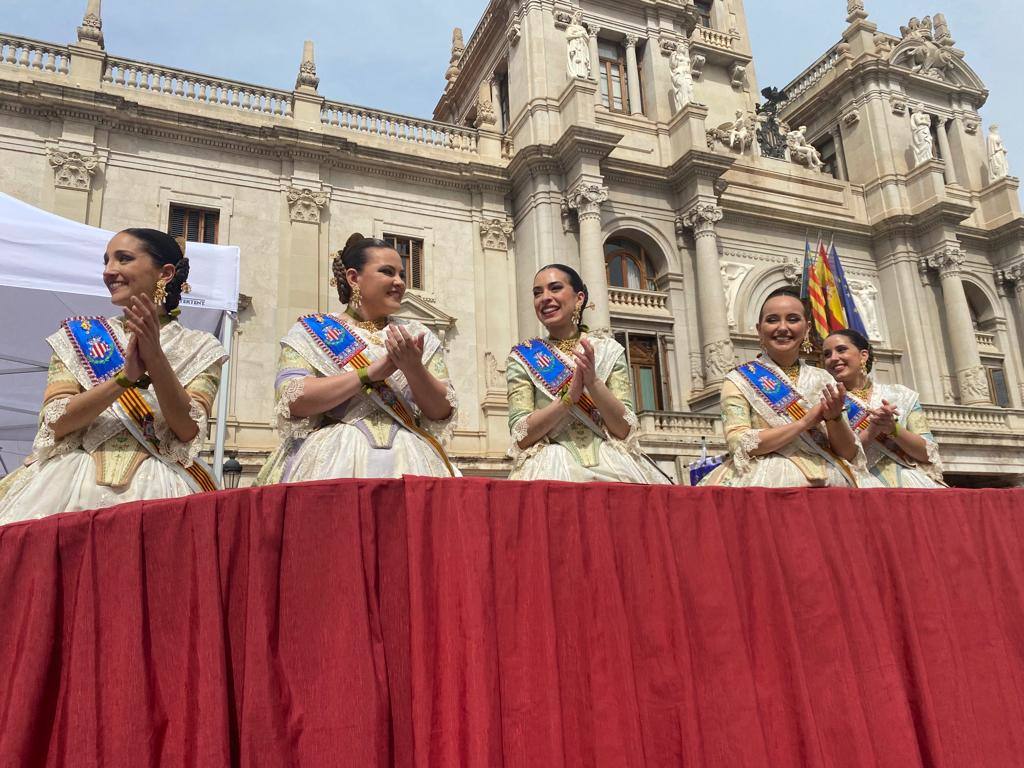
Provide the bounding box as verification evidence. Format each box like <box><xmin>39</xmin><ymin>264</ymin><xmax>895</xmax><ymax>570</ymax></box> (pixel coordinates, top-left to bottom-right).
<box><xmin>0</xmin><ymin>229</ymin><xmax>226</xmax><ymax>524</ymax></box>
<box><xmin>255</xmin><ymin>234</ymin><xmax>457</xmax><ymax>484</ymax></box>
<box><xmin>700</xmin><ymin>288</ymin><xmax>864</xmax><ymax>488</ymax></box>
<box><xmin>505</xmin><ymin>264</ymin><xmax>668</xmax><ymax>484</ymax></box>
<box><xmin>822</xmin><ymin>328</ymin><xmax>944</xmax><ymax>488</ymax></box>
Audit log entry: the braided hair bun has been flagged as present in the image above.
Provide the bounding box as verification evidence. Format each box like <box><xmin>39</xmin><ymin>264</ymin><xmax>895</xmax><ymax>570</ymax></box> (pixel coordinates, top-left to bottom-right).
<box><xmin>122</xmin><ymin>228</ymin><xmax>190</xmax><ymax>314</ymax></box>
<box><xmin>331</xmin><ymin>232</ymin><xmax>392</xmax><ymax>304</ymax></box>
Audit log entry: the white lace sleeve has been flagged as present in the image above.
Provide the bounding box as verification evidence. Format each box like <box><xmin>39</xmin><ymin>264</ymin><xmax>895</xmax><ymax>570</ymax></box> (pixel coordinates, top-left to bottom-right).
<box><xmin>922</xmin><ymin>438</ymin><xmax>945</xmax><ymax>483</ymax></box>
<box><xmin>731</xmin><ymin>428</ymin><xmax>763</xmax><ymax>475</ymax></box>
<box><xmin>155</xmin><ymin>398</ymin><xmax>208</xmax><ymax>467</ymax></box>
<box><xmin>275</xmin><ymin>377</ymin><xmax>321</xmax><ymax>440</ymax></box>
<box><xmin>32</xmin><ymin>396</ymin><xmax>82</xmax><ymax>461</ymax></box>
<box><xmin>507</xmin><ymin>414</ymin><xmax>532</xmax><ymax>459</ymax></box>
<box><xmin>420</xmin><ymin>380</ymin><xmax>459</xmax><ymax>446</ymax></box>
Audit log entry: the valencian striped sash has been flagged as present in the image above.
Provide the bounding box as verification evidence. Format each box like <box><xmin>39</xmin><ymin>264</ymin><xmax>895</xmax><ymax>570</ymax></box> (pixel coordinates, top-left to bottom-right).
<box><xmin>512</xmin><ymin>338</ymin><xmax>604</xmax><ymax>434</ymax></box>
<box><xmin>62</xmin><ymin>316</ymin><xmax>219</xmax><ymax>493</ymax></box>
<box><xmin>734</xmin><ymin>360</ymin><xmax>856</xmax><ymax>485</ymax></box>
<box><xmin>297</xmin><ymin>313</ymin><xmax>455</xmax><ymax>476</ymax></box>
<box><xmin>845</xmin><ymin>391</ymin><xmax>915</xmax><ymax>468</ymax></box>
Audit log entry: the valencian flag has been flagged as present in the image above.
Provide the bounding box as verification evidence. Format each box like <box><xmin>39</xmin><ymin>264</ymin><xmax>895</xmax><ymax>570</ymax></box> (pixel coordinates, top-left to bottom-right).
<box><xmin>805</xmin><ymin>237</ymin><xmax>868</xmax><ymax>338</ymax></box>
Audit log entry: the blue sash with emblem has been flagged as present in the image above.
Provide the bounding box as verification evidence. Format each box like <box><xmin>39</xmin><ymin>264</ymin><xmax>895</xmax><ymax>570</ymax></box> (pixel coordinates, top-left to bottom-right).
<box><xmin>512</xmin><ymin>338</ymin><xmax>573</xmax><ymax>397</ymax></box>
<box><xmin>734</xmin><ymin>360</ymin><xmax>808</xmax><ymax>422</ymax></box>
<box><xmin>731</xmin><ymin>358</ymin><xmax>856</xmax><ymax>485</ymax></box>
<box><xmin>844</xmin><ymin>394</ymin><xmax>871</xmax><ymax>433</ymax></box>
<box><xmin>298</xmin><ymin>313</ymin><xmax>369</xmax><ymax>369</ymax></box>
<box><xmin>61</xmin><ymin>316</ymin><xmax>126</xmax><ymax>385</ymax></box>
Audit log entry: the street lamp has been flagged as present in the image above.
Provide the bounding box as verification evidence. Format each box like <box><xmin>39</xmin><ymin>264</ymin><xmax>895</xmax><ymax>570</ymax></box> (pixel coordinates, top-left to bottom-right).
<box><xmin>222</xmin><ymin>454</ymin><xmax>243</xmax><ymax>489</ymax></box>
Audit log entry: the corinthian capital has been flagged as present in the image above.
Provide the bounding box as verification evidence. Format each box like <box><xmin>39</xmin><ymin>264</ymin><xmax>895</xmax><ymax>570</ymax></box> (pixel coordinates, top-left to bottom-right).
<box><xmin>925</xmin><ymin>247</ymin><xmax>966</xmax><ymax>279</ymax></box>
<box><xmin>996</xmin><ymin>264</ymin><xmax>1024</xmax><ymax>297</ymax></box>
<box><xmin>680</xmin><ymin>202</ymin><xmax>724</xmax><ymax>238</ymax></box>
<box><xmin>286</xmin><ymin>186</ymin><xmax>329</xmax><ymax>223</ymax></box>
<box><xmin>566</xmin><ymin>182</ymin><xmax>609</xmax><ymax>221</ymax></box>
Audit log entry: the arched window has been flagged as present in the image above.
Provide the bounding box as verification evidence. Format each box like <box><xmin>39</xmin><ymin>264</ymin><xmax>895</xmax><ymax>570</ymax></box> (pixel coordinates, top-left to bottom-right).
<box><xmin>605</xmin><ymin>238</ymin><xmax>653</xmax><ymax>290</ymax></box>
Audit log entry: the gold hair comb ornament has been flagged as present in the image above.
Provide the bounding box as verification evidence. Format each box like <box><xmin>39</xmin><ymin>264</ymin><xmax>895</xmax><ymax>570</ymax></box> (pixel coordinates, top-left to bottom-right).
<box><xmin>181</xmin><ymin>282</ymin><xmax>192</xmax><ymax>295</ymax></box>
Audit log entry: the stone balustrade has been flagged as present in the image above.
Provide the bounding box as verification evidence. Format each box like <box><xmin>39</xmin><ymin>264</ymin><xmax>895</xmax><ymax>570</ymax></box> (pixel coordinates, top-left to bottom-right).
<box><xmin>975</xmin><ymin>331</ymin><xmax>998</xmax><ymax>352</ymax></box>
<box><xmin>0</xmin><ymin>35</ymin><xmax>70</xmax><ymax>75</ymax></box>
<box><xmin>925</xmin><ymin>404</ymin><xmax>1011</xmax><ymax>432</ymax></box>
<box><xmin>321</xmin><ymin>101</ymin><xmax>478</xmax><ymax>153</ymax></box>
<box><xmin>608</xmin><ymin>287</ymin><xmax>670</xmax><ymax>314</ymax></box>
<box><xmin>638</xmin><ymin>411</ymin><xmax>723</xmax><ymax>440</ymax></box>
<box><xmin>694</xmin><ymin>27</ymin><xmax>736</xmax><ymax>51</ymax></box>
<box><xmin>103</xmin><ymin>58</ymin><xmax>293</xmax><ymax>116</ymax></box>
<box><xmin>781</xmin><ymin>46</ymin><xmax>841</xmax><ymax>108</ymax></box>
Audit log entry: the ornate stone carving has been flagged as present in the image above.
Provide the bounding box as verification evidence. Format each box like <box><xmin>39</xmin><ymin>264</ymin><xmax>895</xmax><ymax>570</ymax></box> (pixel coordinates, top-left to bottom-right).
<box><xmin>625</xmin><ymin>34</ymin><xmax>639</xmax><ymax>48</ymax></box>
<box><xmin>893</xmin><ymin>16</ymin><xmax>958</xmax><ymax>80</ymax></box>
<box><xmin>703</xmin><ymin>339</ymin><xmax>736</xmax><ymax>382</ymax></box>
<box><xmin>669</xmin><ymin>44</ymin><xmax>695</xmax><ymax>113</ymax></box>
<box><xmin>730</xmin><ymin>64</ymin><xmax>747</xmax><ymax>90</ymax></box>
<box><xmin>484</xmin><ymin>351</ymin><xmax>506</xmax><ymax>390</ymax></box>
<box><xmin>874</xmin><ymin>34</ymin><xmax>896</xmax><ymax>57</ymax></box>
<box><xmin>848</xmin><ymin>279</ymin><xmax>882</xmax><ymax>340</ymax></box>
<box><xmin>480</xmin><ymin>218</ymin><xmax>514</xmax><ymax>250</ymax></box>
<box><xmin>566</xmin><ymin>11</ymin><xmax>591</xmax><ymax>80</ymax></box>
<box><xmin>996</xmin><ymin>265</ymin><xmax>1024</xmax><ymax>298</ymax></box>
<box><xmin>560</xmin><ymin>198</ymin><xmax>577</xmax><ymax>234</ymax></box>
<box><xmin>659</xmin><ymin>38</ymin><xmax>678</xmax><ymax>56</ymax></box>
<box><xmin>910</xmin><ymin>111</ymin><xmax>934</xmax><ymax>167</ymax></box>
<box><xmin>286</xmin><ymin>187</ymin><xmax>328</xmax><ymax>223</ymax></box>
<box><xmin>988</xmin><ymin>124</ymin><xmax>1010</xmax><ymax>181</ymax></box>
<box><xmin>690</xmin><ymin>352</ymin><xmax>705</xmax><ymax>391</ymax></box>
<box><xmin>445</xmin><ymin>28</ymin><xmax>465</xmax><ymax>86</ymax></box>
<box><xmin>782</xmin><ymin>261</ymin><xmax>801</xmax><ymax>286</ymax></box>
<box><xmin>925</xmin><ymin>247</ymin><xmax>965</xmax><ymax>279</ymax></box>
<box><xmin>847</xmin><ymin>0</ymin><xmax>867</xmax><ymax>23</ymax></box>
<box><xmin>708</xmin><ymin>110</ymin><xmax>758</xmax><ymax>155</ymax></box>
<box><xmin>963</xmin><ymin>118</ymin><xmax>979</xmax><ymax>135</ymax></box>
<box><xmin>890</xmin><ymin>94</ymin><xmax>908</xmax><ymax>116</ymax></box>
<box><xmin>553</xmin><ymin>9</ymin><xmax>573</xmax><ymax>30</ymax></box>
<box><xmin>47</xmin><ymin>150</ymin><xmax>99</xmax><ymax>190</ymax></box>
<box><xmin>720</xmin><ymin>262</ymin><xmax>752</xmax><ymax>330</ymax></box>
<box><xmin>565</xmin><ymin>182</ymin><xmax>608</xmax><ymax>221</ymax></box>
<box><xmin>295</xmin><ymin>41</ymin><xmax>319</xmax><ymax>91</ymax></box>
<box><xmin>77</xmin><ymin>0</ymin><xmax>104</xmax><ymax>47</ymax></box>
<box><xmin>958</xmin><ymin>365</ymin><xmax>991</xmax><ymax>404</ymax></box>
<box><xmin>681</xmin><ymin>202</ymin><xmax>723</xmax><ymax>238</ymax></box>
<box><xmin>690</xmin><ymin>53</ymin><xmax>707</xmax><ymax>79</ymax></box>
<box><xmin>843</xmin><ymin>110</ymin><xmax>860</xmax><ymax>127</ymax></box>
<box><xmin>785</xmin><ymin>126</ymin><xmax>824</xmax><ymax>171</ymax></box>
<box><xmin>474</xmin><ymin>94</ymin><xmax>497</xmax><ymax>128</ymax></box>
<box><xmin>507</xmin><ymin>20</ymin><xmax>521</xmax><ymax>46</ymax></box>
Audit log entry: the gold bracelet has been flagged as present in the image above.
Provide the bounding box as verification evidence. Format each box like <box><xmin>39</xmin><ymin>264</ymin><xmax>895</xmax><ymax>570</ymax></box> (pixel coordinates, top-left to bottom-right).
<box><xmin>115</xmin><ymin>373</ymin><xmax>134</xmax><ymax>389</ymax></box>
<box><xmin>891</xmin><ymin>422</ymin><xmax>901</xmax><ymax>438</ymax></box>
<box><xmin>357</xmin><ymin>367</ymin><xmax>373</xmax><ymax>387</ymax></box>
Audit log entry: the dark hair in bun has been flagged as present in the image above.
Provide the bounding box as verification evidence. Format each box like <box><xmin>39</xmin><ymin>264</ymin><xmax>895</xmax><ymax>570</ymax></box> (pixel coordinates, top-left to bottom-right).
<box><xmin>827</xmin><ymin>328</ymin><xmax>874</xmax><ymax>372</ymax></box>
<box><xmin>536</xmin><ymin>263</ymin><xmax>589</xmax><ymax>329</ymax></box>
<box><xmin>122</xmin><ymin>228</ymin><xmax>189</xmax><ymax>313</ymax></box>
<box><xmin>331</xmin><ymin>233</ymin><xmax>393</xmax><ymax>303</ymax></box>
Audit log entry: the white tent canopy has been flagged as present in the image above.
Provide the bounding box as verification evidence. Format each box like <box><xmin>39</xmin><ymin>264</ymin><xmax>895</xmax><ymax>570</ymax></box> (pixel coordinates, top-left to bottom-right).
<box><xmin>0</xmin><ymin>191</ymin><xmax>239</xmax><ymax>479</ymax></box>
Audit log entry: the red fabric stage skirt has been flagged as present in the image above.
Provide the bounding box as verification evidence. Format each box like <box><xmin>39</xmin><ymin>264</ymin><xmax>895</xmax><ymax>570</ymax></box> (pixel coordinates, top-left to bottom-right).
<box><xmin>2</xmin><ymin>478</ymin><xmax>1024</xmax><ymax>767</ymax></box>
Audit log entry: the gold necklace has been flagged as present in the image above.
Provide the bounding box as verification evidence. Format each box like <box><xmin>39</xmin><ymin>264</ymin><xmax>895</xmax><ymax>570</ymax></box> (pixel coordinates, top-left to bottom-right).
<box><xmin>851</xmin><ymin>379</ymin><xmax>873</xmax><ymax>401</ymax></box>
<box><xmin>780</xmin><ymin>362</ymin><xmax>801</xmax><ymax>381</ymax></box>
<box><xmin>345</xmin><ymin>308</ymin><xmax>388</xmax><ymax>333</ymax></box>
<box><xmin>549</xmin><ymin>334</ymin><xmax>581</xmax><ymax>355</ymax></box>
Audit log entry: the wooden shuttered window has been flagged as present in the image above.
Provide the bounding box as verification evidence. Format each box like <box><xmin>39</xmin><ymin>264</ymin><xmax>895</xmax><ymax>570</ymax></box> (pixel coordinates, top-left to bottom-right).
<box><xmin>598</xmin><ymin>41</ymin><xmax>630</xmax><ymax>114</ymax></box>
<box><xmin>614</xmin><ymin>331</ymin><xmax>666</xmax><ymax>412</ymax></box>
<box><xmin>383</xmin><ymin>233</ymin><xmax>424</xmax><ymax>290</ymax></box>
<box><xmin>168</xmin><ymin>204</ymin><xmax>219</xmax><ymax>244</ymax></box>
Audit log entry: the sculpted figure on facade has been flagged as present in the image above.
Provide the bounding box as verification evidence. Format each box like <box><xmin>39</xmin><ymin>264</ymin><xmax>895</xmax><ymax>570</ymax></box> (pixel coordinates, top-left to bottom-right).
<box><xmin>988</xmin><ymin>125</ymin><xmax>1010</xmax><ymax>181</ymax></box>
<box><xmin>565</xmin><ymin>11</ymin><xmax>591</xmax><ymax>80</ymax></box>
<box><xmin>785</xmin><ymin>126</ymin><xmax>824</xmax><ymax>171</ymax></box>
<box><xmin>669</xmin><ymin>45</ymin><xmax>695</xmax><ymax>112</ymax></box>
<box><xmin>893</xmin><ymin>16</ymin><xmax>957</xmax><ymax>79</ymax></box>
<box><xmin>910</xmin><ymin>112</ymin><xmax>934</xmax><ymax>167</ymax></box>
<box><xmin>719</xmin><ymin>262</ymin><xmax>752</xmax><ymax>330</ymax></box>
<box><xmin>849</xmin><ymin>279</ymin><xmax>882</xmax><ymax>341</ymax></box>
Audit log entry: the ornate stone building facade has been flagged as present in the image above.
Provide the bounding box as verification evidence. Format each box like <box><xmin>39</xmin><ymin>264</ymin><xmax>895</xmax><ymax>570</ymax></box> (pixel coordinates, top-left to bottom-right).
<box><xmin>0</xmin><ymin>0</ymin><xmax>1022</xmax><ymax>485</ymax></box>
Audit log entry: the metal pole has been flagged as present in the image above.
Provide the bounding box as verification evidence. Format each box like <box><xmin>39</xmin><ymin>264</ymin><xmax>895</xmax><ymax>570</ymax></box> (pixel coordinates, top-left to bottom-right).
<box><xmin>213</xmin><ymin>312</ymin><xmax>235</xmax><ymax>485</ymax></box>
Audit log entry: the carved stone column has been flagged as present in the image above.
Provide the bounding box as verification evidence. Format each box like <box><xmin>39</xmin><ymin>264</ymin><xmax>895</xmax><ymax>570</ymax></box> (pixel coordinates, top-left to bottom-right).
<box><xmin>996</xmin><ymin>265</ymin><xmax>1024</xmax><ymax>407</ymax></box>
<box><xmin>926</xmin><ymin>247</ymin><xmax>990</xmax><ymax>404</ymax></box>
<box><xmin>566</xmin><ymin>182</ymin><xmax>611</xmax><ymax>333</ymax></box>
<box><xmin>284</xmin><ymin>185</ymin><xmax>329</xmax><ymax>323</ymax></box>
<box><xmin>681</xmin><ymin>202</ymin><xmax>733</xmax><ymax>386</ymax></box>
<box><xmin>624</xmin><ymin>35</ymin><xmax>643</xmax><ymax>115</ymax></box>
<box><xmin>479</xmin><ymin>215</ymin><xmax>517</xmax><ymax>452</ymax></box>
<box><xmin>935</xmin><ymin>118</ymin><xmax>958</xmax><ymax>185</ymax></box>
<box><xmin>829</xmin><ymin>126</ymin><xmax>849</xmax><ymax>181</ymax></box>
<box><xmin>586</xmin><ymin>24</ymin><xmax>601</xmax><ymax>105</ymax></box>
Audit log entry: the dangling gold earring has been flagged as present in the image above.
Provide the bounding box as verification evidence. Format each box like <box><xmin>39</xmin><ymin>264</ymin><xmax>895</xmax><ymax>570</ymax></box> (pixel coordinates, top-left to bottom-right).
<box><xmin>349</xmin><ymin>282</ymin><xmax>361</xmax><ymax>310</ymax></box>
<box><xmin>153</xmin><ymin>277</ymin><xmax>168</xmax><ymax>306</ymax></box>
<box><xmin>571</xmin><ymin>303</ymin><xmax>582</xmax><ymax>328</ymax></box>
<box><xmin>801</xmin><ymin>334</ymin><xmax>814</xmax><ymax>354</ymax></box>
<box><xmin>860</xmin><ymin>360</ymin><xmax>869</xmax><ymax>376</ymax></box>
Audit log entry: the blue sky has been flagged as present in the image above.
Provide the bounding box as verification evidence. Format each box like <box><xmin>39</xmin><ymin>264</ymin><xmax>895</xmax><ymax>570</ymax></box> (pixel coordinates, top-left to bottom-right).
<box><xmin>2</xmin><ymin>0</ymin><xmax>1019</xmax><ymax>167</ymax></box>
